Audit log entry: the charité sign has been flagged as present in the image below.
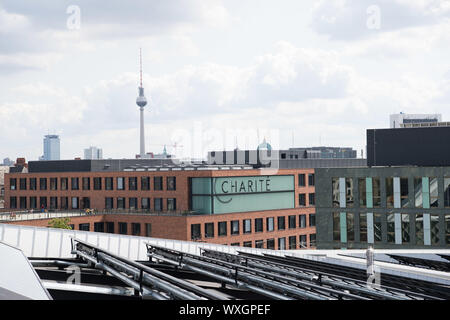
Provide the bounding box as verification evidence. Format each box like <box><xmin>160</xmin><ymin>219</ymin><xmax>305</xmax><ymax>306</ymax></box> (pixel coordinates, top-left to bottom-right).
<box><xmin>218</xmin><ymin>177</ymin><xmax>272</xmax><ymax>194</ymax></box>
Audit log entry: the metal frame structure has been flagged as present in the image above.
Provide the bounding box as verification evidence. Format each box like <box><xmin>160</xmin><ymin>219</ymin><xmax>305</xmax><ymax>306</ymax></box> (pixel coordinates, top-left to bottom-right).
<box><xmin>146</xmin><ymin>244</ymin><xmax>447</xmax><ymax>300</ymax></box>
<box><xmin>387</xmin><ymin>254</ymin><xmax>450</xmax><ymax>272</ymax></box>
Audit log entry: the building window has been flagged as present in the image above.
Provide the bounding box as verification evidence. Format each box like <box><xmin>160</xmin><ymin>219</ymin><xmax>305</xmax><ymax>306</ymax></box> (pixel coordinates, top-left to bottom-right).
<box><xmin>288</xmin><ymin>236</ymin><xmax>296</xmax><ymax>249</ymax></box>
<box><xmin>400</xmin><ymin>178</ymin><xmax>409</xmax><ymax>208</ymax></box>
<box><xmin>360</xmin><ymin>213</ymin><xmax>367</xmax><ymax>242</ymax></box>
<box><xmin>117</xmin><ymin>197</ymin><xmax>125</xmax><ymax>209</ymax></box>
<box><xmin>255</xmin><ymin>218</ymin><xmax>263</xmax><ymax>233</ymax></box>
<box><xmin>167</xmin><ymin>177</ymin><xmax>176</xmax><ymax>191</ymax></box>
<box><xmin>94</xmin><ymin>222</ymin><xmax>104</xmax><ymax>233</ymax></box>
<box><xmin>387</xmin><ymin>214</ymin><xmax>395</xmax><ymax>243</ymax></box>
<box><xmin>105</xmin><ymin>197</ymin><xmax>114</xmax><ymax>209</ymax></box>
<box><xmin>277</xmin><ymin>216</ymin><xmax>285</xmax><ymax>230</ymax></box>
<box><xmin>129</xmin><ymin>197</ymin><xmax>138</xmax><ymax>210</ymax></box>
<box><xmin>81</xmin><ymin>197</ymin><xmax>90</xmax><ymax>209</ymax></box>
<box><xmin>309</xmin><ymin>193</ymin><xmax>315</xmax><ymax>206</ymax></box>
<box><xmin>299</xmin><ymin>193</ymin><xmax>306</xmax><ymax>207</ymax></box>
<box><xmin>30</xmin><ymin>197</ymin><xmax>37</xmax><ymax>209</ymax></box>
<box><xmin>347</xmin><ymin>213</ymin><xmax>354</xmax><ymax>242</ymax></box>
<box><xmin>118</xmin><ymin>222</ymin><xmax>128</xmax><ymax>235</ymax></box>
<box><xmin>69</xmin><ymin>224</ymin><xmax>75</xmax><ymax>230</ymax></box>
<box><xmin>40</xmin><ymin>178</ymin><xmax>47</xmax><ymax>190</ymax></box>
<box><xmin>231</xmin><ymin>220</ymin><xmax>240</xmax><ymax>235</ymax></box>
<box><xmin>50</xmin><ymin>178</ymin><xmax>57</xmax><ymax>190</ymax></box>
<box><xmin>105</xmin><ymin>177</ymin><xmax>113</xmax><ymax>190</ymax></box>
<box><xmin>299</xmin><ymin>235</ymin><xmax>307</xmax><ymax>248</ymax></box>
<box><xmin>71</xmin><ymin>178</ymin><xmax>79</xmax><ymax>190</ymax></box>
<box><xmin>205</xmin><ymin>223</ymin><xmax>214</xmax><ymax>238</ymax></box>
<box><xmin>444</xmin><ymin>178</ymin><xmax>450</xmax><ymax>208</ymax></box>
<box><xmin>402</xmin><ymin>213</ymin><xmax>410</xmax><ymax>243</ymax></box>
<box><xmin>266</xmin><ymin>217</ymin><xmax>274</xmax><ymax>232</ymax></box>
<box><xmin>309</xmin><ymin>214</ymin><xmax>316</xmax><ymax>227</ymax></box>
<box><xmin>255</xmin><ymin>240</ymin><xmax>264</xmax><ymax>249</ymax></box>
<box><xmin>30</xmin><ymin>178</ymin><xmax>37</xmax><ymax>190</ymax></box>
<box><xmin>154</xmin><ymin>198</ymin><xmax>163</xmax><ymax>211</ymax></box>
<box><xmin>117</xmin><ymin>177</ymin><xmax>124</xmax><ymax>190</ymax></box>
<box><xmin>40</xmin><ymin>197</ymin><xmax>47</xmax><ymax>209</ymax></box>
<box><xmin>82</xmin><ymin>177</ymin><xmax>90</xmax><ymax>190</ymax></box>
<box><xmin>106</xmin><ymin>222</ymin><xmax>114</xmax><ymax>234</ymax></box>
<box><xmin>332</xmin><ymin>178</ymin><xmax>340</xmax><ymax>207</ymax></box>
<box><xmin>10</xmin><ymin>197</ymin><xmax>17</xmax><ymax>209</ymax></box>
<box><xmin>278</xmin><ymin>237</ymin><xmax>286</xmax><ymax>250</ymax></box>
<box><xmin>243</xmin><ymin>241</ymin><xmax>252</xmax><ymax>248</ymax></box>
<box><xmin>430</xmin><ymin>177</ymin><xmax>438</xmax><ymax>208</ymax></box>
<box><xmin>333</xmin><ymin>212</ymin><xmax>340</xmax><ymax>242</ymax></box>
<box><xmin>145</xmin><ymin>223</ymin><xmax>152</xmax><ymax>237</ymax></box>
<box><xmin>154</xmin><ymin>177</ymin><xmax>163</xmax><ymax>191</ymax></box>
<box><xmin>218</xmin><ymin>222</ymin><xmax>227</xmax><ymax>236</ymax></box>
<box><xmin>243</xmin><ymin>219</ymin><xmax>252</xmax><ymax>234</ymax></box>
<box><xmin>191</xmin><ymin>224</ymin><xmax>201</xmax><ymax>240</ymax></box>
<box><xmin>141</xmin><ymin>198</ymin><xmax>150</xmax><ymax>210</ymax></box>
<box><xmin>308</xmin><ymin>174</ymin><xmax>315</xmax><ymax>186</ymax></box>
<box><xmin>288</xmin><ymin>215</ymin><xmax>296</xmax><ymax>229</ymax></box>
<box><xmin>373</xmin><ymin>178</ymin><xmax>381</xmax><ymax>208</ymax></box>
<box><xmin>445</xmin><ymin>215</ymin><xmax>450</xmax><ymax>245</ymax></box>
<box><xmin>346</xmin><ymin>178</ymin><xmax>354</xmax><ymax>207</ymax></box>
<box><xmin>141</xmin><ymin>177</ymin><xmax>150</xmax><ymax>191</ymax></box>
<box><xmin>167</xmin><ymin>198</ymin><xmax>176</xmax><ymax>211</ymax></box>
<box><xmin>414</xmin><ymin>178</ymin><xmax>423</xmax><ymax>208</ymax></box>
<box><xmin>386</xmin><ymin>177</ymin><xmax>394</xmax><ymax>208</ymax></box>
<box><xmin>431</xmin><ymin>214</ymin><xmax>440</xmax><ymax>245</ymax></box>
<box><xmin>19</xmin><ymin>178</ymin><xmax>27</xmax><ymax>190</ymax></box>
<box><xmin>60</xmin><ymin>197</ymin><xmax>68</xmax><ymax>210</ymax></box>
<box><xmin>298</xmin><ymin>174</ymin><xmax>305</xmax><ymax>187</ymax></box>
<box><xmin>299</xmin><ymin>215</ymin><xmax>306</xmax><ymax>229</ymax></box>
<box><xmin>50</xmin><ymin>197</ymin><xmax>57</xmax><ymax>210</ymax></box>
<box><xmin>309</xmin><ymin>234</ymin><xmax>316</xmax><ymax>247</ymax></box>
<box><xmin>61</xmin><ymin>178</ymin><xmax>68</xmax><ymax>190</ymax></box>
<box><xmin>267</xmin><ymin>239</ymin><xmax>275</xmax><ymax>250</ymax></box>
<box><xmin>415</xmin><ymin>214</ymin><xmax>424</xmax><ymax>245</ymax></box>
<box><xmin>132</xmin><ymin>223</ymin><xmax>141</xmax><ymax>236</ymax></box>
<box><xmin>79</xmin><ymin>224</ymin><xmax>90</xmax><ymax>231</ymax></box>
<box><xmin>71</xmin><ymin>197</ymin><xmax>78</xmax><ymax>209</ymax></box>
<box><xmin>94</xmin><ymin>177</ymin><xmax>102</xmax><ymax>190</ymax></box>
<box><xmin>231</xmin><ymin>243</ymin><xmax>240</xmax><ymax>247</ymax></box>
<box><xmin>129</xmin><ymin>177</ymin><xmax>137</xmax><ymax>190</ymax></box>
<box><xmin>358</xmin><ymin>178</ymin><xmax>366</xmax><ymax>207</ymax></box>
<box><xmin>10</xmin><ymin>178</ymin><xmax>16</xmax><ymax>190</ymax></box>
<box><xmin>374</xmin><ymin>213</ymin><xmax>382</xmax><ymax>242</ymax></box>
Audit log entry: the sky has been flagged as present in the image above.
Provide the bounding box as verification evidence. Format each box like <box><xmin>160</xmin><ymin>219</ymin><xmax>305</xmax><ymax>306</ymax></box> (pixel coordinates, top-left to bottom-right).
<box><xmin>1</xmin><ymin>0</ymin><xmax>450</xmax><ymax>161</ymax></box>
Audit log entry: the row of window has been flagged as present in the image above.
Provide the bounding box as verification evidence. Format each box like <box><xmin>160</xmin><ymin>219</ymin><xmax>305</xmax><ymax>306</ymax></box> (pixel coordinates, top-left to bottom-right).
<box><xmin>190</xmin><ymin>214</ymin><xmax>316</xmax><ymax>240</ymax></box>
<box><xmin>332</xmin><ymin>177</ymin><xmax>450</xmax><ymax>208</ymax></box>
<box><xmin>228</xmin><ymin>234</ymin><xmax>316</xmax><ymax>250</ymax></box>
<box><xmin>9</xmin><ymin>176</ymin><xmax>176</xmax><ymax>191</ymax></box>
<box><xmin>299</xmin><ymin>193</ymin><xmax>315</xmax><ymax>206</ymax></box>
<box><xmin>298</xmin><ymin>173</ymin><xmax>315</xmax><ymax>187</ymax></box>
<box><xmin>332</xmin><ymin>212</ymin><xmax>450</xmax><ymax>245</ymax></box>
<box><xmin>77</xmin><ymin>222</ymin><xmax>152</xmax><ymax>237</ymax></box>
<box><xmin>9</xmin><ymin>196</ymin><xmax>177</xmax><ymax>211</ymax></box>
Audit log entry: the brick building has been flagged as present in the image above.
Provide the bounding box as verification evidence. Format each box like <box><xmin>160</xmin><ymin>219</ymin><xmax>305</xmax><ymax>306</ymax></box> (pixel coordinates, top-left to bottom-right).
<box><xmin>4</xmin><ymin>159</ymin><xmax>317</xmax><ymax>250</ymax></box>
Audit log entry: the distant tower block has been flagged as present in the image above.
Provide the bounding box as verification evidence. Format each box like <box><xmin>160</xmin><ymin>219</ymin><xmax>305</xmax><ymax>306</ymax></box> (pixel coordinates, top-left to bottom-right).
<box><xmin>136</xmin><ymin>48</ymin><xmax>148</xmax><ymax>157</ymax></box>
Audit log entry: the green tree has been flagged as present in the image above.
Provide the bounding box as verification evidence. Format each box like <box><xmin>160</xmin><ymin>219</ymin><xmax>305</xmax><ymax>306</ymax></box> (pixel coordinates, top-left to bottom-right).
<box><xmin>48</xmin><ymin>217</ymin><xmax>72</xmax><ymax>230</ymax></box>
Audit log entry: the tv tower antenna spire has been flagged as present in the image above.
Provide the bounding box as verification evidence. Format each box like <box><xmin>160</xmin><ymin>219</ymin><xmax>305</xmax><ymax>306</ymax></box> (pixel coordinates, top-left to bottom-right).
<box><xmin>136</xmin><ymin>48</ymin><xmax>148</xmax><ymax>158</ymax></box>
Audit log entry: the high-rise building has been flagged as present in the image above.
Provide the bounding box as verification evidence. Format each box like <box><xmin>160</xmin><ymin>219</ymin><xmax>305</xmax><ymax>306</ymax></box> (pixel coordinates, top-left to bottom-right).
<box><xmin>84</xmin><ymin>146</ymin><xmax>103</xmax><ymax>160</ymax></box>
<box><xmin>42</xmin><ymin>135</ymin><xmax>60</xmax><ymax>161</ymax></box>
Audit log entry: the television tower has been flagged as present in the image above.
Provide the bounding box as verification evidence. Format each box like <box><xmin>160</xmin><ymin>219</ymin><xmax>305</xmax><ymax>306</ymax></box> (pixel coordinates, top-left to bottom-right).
<box><xmin>136</xmin><ymin>48</ymin><xmax>148</xmax><ymax>157</ymax></box>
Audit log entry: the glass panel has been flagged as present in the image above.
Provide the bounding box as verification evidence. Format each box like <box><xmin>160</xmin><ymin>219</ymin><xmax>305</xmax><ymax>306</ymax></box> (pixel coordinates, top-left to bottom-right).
<box><xmin>401</xmin><ymin>214</ymin><xmax>410</xmax><ymax>243</ymax></box>
<box><xmin>445</xmin><ymin>178</ymin><xmax>450</xmax><ymax>208</ymax></box>
<box><xmin>332</xmin><ymin>178</ymin><xmax>340</xmax><ymax>207</ymax></box>
<box><xmin>205</xmin><ymin>223</ymin><xmax>214</xmax><ymax>238</ymax></box>
<box><xmin>387</xmin><ymin>213</ymin><xmax>395</xmax><ymax>243</ymax></box>
<box><xmin>299</xmin><ymin>215</ymin><xmax>306</xmax><ymax>228</ymax></box>
<box><xmin>333</xmin><ymin>212</ymin><xmax>340</xmax><ymax>242</ymax></box>
<box><xmin>446</xmin><ymin>215</ymin><xmax>450</xmax><ymax>245</ymax></box>
<box><xmin>255</xmin><ymin>218</ymin><xmax>263</xmax><ymax>232</ymax></box>
<box><xmin>347</xmin><ymin>213</ymin><xmax>354</xmax><ymax>242</ymax></box>
<box><xmin>231</xmin><ymin>221</ymin><xmax>239</xmax><ymax>235</ymax></box>
<box><xmin>400</xmin><ymin>178</ymin><xmax>409</xmax><ymax>208</ymax></box>
<box><xmin>218</xmin><ymin>222</ymin><xmax>227</xmax><ymax>236</ymax></box>
<box><xmin>267</xmin><ymin>217</ymin><xmax>274</xmax><ymax>232</ymax></box>
<box><xmin>191</xmin><ymin>224</ymin><xmax>201</xmax><ymax>240</ymax></box>
<box><xmin>289</xmin><ymin>236</ymin><xmax>296</xmax><ymax>249</ymax></box>
<box><xmin>386</xmin><ymin>178</ymin><xmax>394</xmax><ymax>208</ymax></box>
<box><xmin>430</xmin><ymin>214</ymin><xmax>440</xmax><ymax>245</ymax></box>
<box><xmin>359</xmin><ymin>178</ymin><xmax>366</xmax><ymax>207</ymax></box>
<box><xmin>415</xmin><ymin>214</ymin><xmax>424</xmax><ymax>245</ymax></box>
<box><xmin>430</xmin><ymin>177</ymin><xmax>438</xmax><ymax>208</ymax></box>
<box><xmin>244</xmin><ymin>219</ymin><xmax>251</xmax><ymax>234</ymax></box>
<box><xmin>278</xmin><ymin>238</ymin><xmax>286</xmax><ymax>250</ymax></box>
<box><xmin>374</xmin><ymin>213</ymin><xmax>382</xmax><ymax>242</ymax></box>
<box><xmin>277</xmin><ymin>216</ymin><xmax>285</xmax><ymax>230</ymax></box>
<box><xmin>117</xmin><ymin>177</ymin><xmax>124</xmax><ymax>190</ymax></box>
<box><xmin>346</xmin><ymin>178</ymin><xmax>354</xmax><ymax>208</ymax></box>
<box><xmin>360</xmin><ymin>213</ymin><xmax>367</xmax><ymax>242</ymax></box>
<box><xmin>414</xmin><ymin>178</ymin><xmax>423</xmax><ymax>208</ymax></box>
<box><xmin>373</xmin><ymin>178</ymin><xmax>381</xmax><ymax>208</ymax></box>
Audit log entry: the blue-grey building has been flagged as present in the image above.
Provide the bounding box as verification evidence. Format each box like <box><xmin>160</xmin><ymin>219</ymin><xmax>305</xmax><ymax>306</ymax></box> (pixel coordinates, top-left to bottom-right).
<box><xmin>42</xmin><ymin>135</ymin><xmax>60</xmax><ymax>161</ymax></box>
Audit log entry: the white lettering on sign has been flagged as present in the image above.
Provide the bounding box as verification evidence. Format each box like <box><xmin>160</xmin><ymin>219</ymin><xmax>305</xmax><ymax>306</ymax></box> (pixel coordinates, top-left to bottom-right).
<box><xmin>220</xmin><ymin>178</ymin><xmax>271</xmax><ymax>194</ymax></box>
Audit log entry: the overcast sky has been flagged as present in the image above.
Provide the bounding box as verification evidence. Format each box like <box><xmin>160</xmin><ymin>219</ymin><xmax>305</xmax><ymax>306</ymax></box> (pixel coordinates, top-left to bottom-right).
<box><xmin>1</xmin><ymin>0</ymin><xmax>450</xmax><ymax>161</ymax></box>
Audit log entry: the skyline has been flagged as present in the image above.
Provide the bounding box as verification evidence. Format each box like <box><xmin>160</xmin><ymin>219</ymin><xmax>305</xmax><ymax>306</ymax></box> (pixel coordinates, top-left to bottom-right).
<box><xmin>1</xmin><ymin>1</ymin><xmax>450</xmax><ymax>161</ymax></box>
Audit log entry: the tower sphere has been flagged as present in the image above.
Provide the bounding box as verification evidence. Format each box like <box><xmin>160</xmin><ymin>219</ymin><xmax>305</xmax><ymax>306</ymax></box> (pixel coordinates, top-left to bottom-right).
<box><xmin>136</xmin><ymin>87</ymin><xmax>147</xmax><ymax>107</ymax></box>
